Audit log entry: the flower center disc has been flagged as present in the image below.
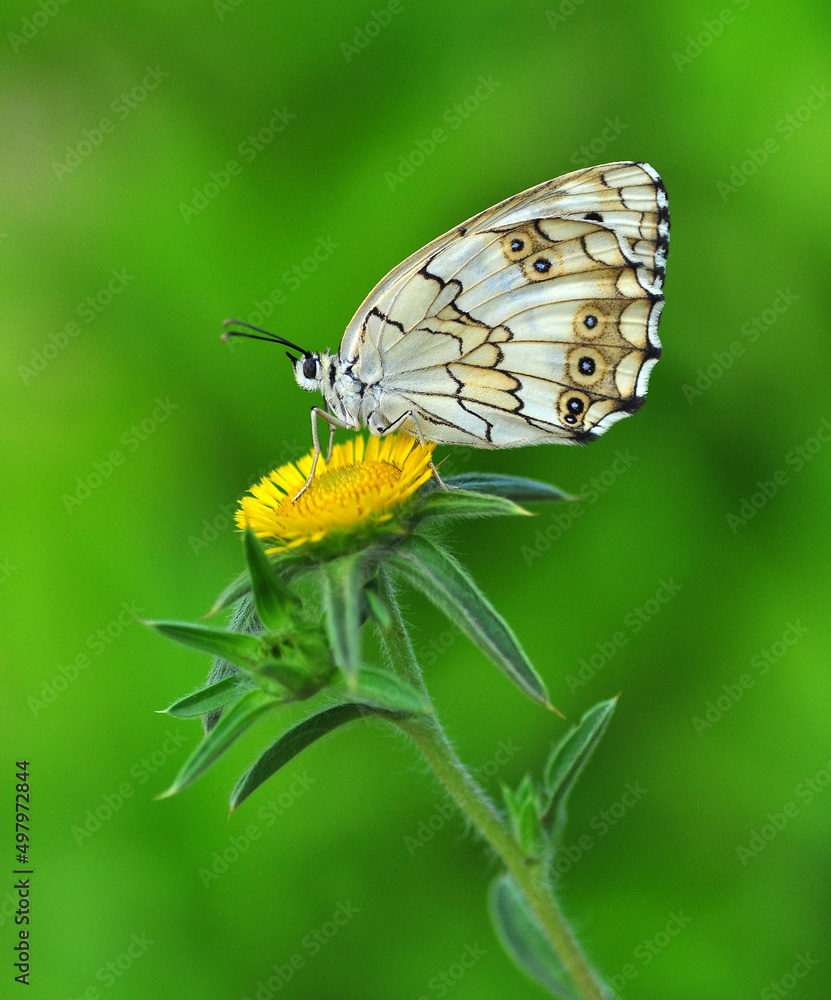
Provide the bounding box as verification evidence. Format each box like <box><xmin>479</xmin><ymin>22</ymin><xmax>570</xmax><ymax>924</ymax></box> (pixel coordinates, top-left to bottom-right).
<box><xmin>278</xmin><ymin>461</ymin><xmax>402</xmax><ymax>518</ymax></box>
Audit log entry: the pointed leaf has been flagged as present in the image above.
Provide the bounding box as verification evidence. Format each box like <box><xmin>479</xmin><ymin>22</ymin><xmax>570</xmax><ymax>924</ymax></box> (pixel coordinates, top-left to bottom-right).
<box><xmin>320</xmin><ymin>553</ymin><xmax>365</xmax><ymax>688</ymax></box>
<box><xmin>158</xmin><ymin>689</ymin><xmax>277</xmax><ymax>798</ymax></box>
<box><xmin>501</xmin><ymin>784</ymin><xmax>525</xmax><ymax>828</ymax></box>
<box><xmin>418</xmin><ymin>489</ymin><xmax>531</xmax><ymax>522</ymax></box>
<box><xmin>146</xmin><ymin>620</ymin><xmax>261</xmax><ymax>671</ymax></box>
<box><xmin>256</xmin><ymin>658</ymin><xmax>314</xmax><ymax>691</ymax></box>
<box><xmin>243</xmin><ymin>526</ymin><xmax>297</xmax><ymax>632</ymax></box>
<box><xmin>489</xmin><ymin>873</ymin><xmax>579</xmax><ymax>1000</ymax></box>
<box><xmin>445</xmin><ymin>473</ymin><xmax>575</xmax><ymax>504</ymax></box>
<box><xmin>387</xmin><ymin>535</ymin><xmax>550</xmax><ymax>708</ymax></box>
<box><xmin>334</xmin><ymin>666</ymin><xmax>431</xmax><ymax>714</ymax></box>
<box><xmin>230</xmin><ymin>702</ymin><xmax>400</xmax><ymax>811</ymax></box>
<box><xmin>159</xmin><ymin>675</ymin><xmax>254</xmax><ymax>718</ymax></box>
<box><xmin>516</xmin><ymin>796</ymin><xmax>546</xmax><ymax>858</ymax></box>
<box><xmin>363</xmin><ymin>583</ymin><xmax>392</xmax><ymax>629</ymax></box>
<box><xmin>516</xmin><ymin>773</ymin><xmax>535</xmax><ymax>806</ymax></box>
<box><xmin>542</xmin><ymin>698</ymin><xmax>617</xmax><ymax>845</ymax></box>
<box><xmin>204</xmin><ymin>570</ymin><xmax>252</xmax><ymax>618</ymax></box>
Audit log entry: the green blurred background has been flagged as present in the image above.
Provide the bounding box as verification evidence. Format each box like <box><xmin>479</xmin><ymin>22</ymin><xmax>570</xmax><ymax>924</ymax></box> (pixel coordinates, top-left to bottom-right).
<box><xmin>2</xmin><ymin>1</ymin><xmax>830</xmax><ymax>997</ymax></box>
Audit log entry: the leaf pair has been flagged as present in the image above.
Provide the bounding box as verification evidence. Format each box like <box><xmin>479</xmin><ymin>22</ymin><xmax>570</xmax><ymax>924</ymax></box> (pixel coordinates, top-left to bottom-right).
<box><xmin>490</xmin><ymin>699</ymin><xmax>616</xmax><ymax>999</ymax></box>
<box><xmin>154</xmin><ymin>662</ymin><xmax>431</xmax><ymax>805</ymax></box>
<box><xmin>498</xmin><ymin>697</ymin><xmax>616</xmax><ymax>868</ymax></box>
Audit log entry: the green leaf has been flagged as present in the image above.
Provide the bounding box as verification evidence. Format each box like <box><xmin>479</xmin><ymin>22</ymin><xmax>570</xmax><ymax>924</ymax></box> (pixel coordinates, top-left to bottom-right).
<box><xmin>334</xmin><ymin>666</ymin><xmax>431</xmax><ymax>715</ymax></box>
<box><xmin>516</xmin><ymin>795</ymin><xmax>546</xmax><ymax>858</ymax></box>
<box><xmin>363</xmin><ymin>582</ymin><xmax>392</xmax><ymax>630</ymax></box>
<box><xmin>444</xmin><ymin>473</ymin><xmax>575</xmax><ymax>504</ymax></box>
<box><xmin>243</xmin><ymin>527</ymin><xmax>297</xmax><ymax>632</ymax></box>
<box><xmin>515</xmin><ymin>773</ymin><xmax>535</xmax><ymax>806</ymax></box>
<box><xmin>489</xmin><ymin>873</ymin><xmax>579</xmax><ymax>1000</ymax></box>
<box><xmin>204</xmin><ymin>570</ymin><xmax>252</xmax><ymax>618</ymax></box>
<box><xmin>159</xmin><ymin>675</ymin><xmax>254</xmax><ymax>718</ymax></box>
<box><xmin>541</xmin><ymin>698</ymin><xmax>617</xmax><ymax>846</ymax></box>
<box><xmin>145</xmin><ymin>620</ymin><xmax>261</xmax><ymax>671</ymax></box>
<box><xmin>418</xmin><ymin>489</ymin><xmax>531</xmax><ymax>522</ymax></box>
<box><xmin>387</xmin><ymin>535</ymin><xmax>550</xmax><ymax>708</ymax></box>
<box><xmin>320</xmin><ymin>553</ymin><xmax>365</xmax><ymax>688</ymax></box>
<box><xmin>229</xmin><ymin>702</ymin><xmax>397</xmax><ymax>812</ymax></box>
<box><xmin>501</xmin><ymin>783</ymin><xmax>524</xmax><ymax>828</ymax></box>
<box><xmin>256</xmin><ymin>658</ymin><xmax>314</xmax><ymax>692</ymax></box>
<box><xmin>503</xmin><ymin>776</ymin><xmax>546</xmax><ymax>857</ymax></box>
<box><xmin>158</xmin><ymin>689</ymin><xmax>277</xmax><ymax>798</ymax></box>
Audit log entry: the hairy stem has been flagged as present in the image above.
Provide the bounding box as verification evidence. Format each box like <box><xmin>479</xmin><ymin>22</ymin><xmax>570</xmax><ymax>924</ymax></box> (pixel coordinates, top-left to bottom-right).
<box><xmin>395</xmin><ymin>715</ymin><xmax>606</xmax><ymax>1000</ymax></box>
<box><xmin>377</xmin><ymin>569</ymin><xmax>606</xmax><ymax>1000</ymax></box>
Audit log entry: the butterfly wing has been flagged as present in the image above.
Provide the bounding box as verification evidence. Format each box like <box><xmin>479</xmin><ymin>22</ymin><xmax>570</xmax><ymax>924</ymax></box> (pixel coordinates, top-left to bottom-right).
<box><xmin>339</xmin><ymin>162</ymin><xmax>669</xmax><ymax>447</ymax></box>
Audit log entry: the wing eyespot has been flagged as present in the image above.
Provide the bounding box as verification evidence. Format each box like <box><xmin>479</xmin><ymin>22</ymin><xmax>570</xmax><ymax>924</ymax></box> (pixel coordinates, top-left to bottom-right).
<box><xmin>568</xmin><ymin>347</ymin><xmax>606</xmax><ymax>386</ymax></box>
<box><xmin>500</xmin><ymin>226</ymin><xmax>550</xmax><ymax>263</ymax></box>
<box><xmin>572</xmin><ymin>302</ymin><xmax>609</xmax><ymax>340</ymax></box>
<box><xmin>557</xmin><ymin>390</ymin><xmax>591</xmax><ymax>429</ymax></box>
<box><xmin>522</xmin><ymin>250</ymin><xmax>560</xmax><ymax>282</ymax></box>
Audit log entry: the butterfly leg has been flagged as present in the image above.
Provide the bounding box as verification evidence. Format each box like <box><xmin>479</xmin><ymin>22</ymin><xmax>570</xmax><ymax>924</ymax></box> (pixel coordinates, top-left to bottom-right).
<box><xmin>376</xmin><ymin>410</ymin><xmax>449</xmax><ymax>491</ymax></box>
<box><xmin>293</xmin><ymin>407</ymin><xmax>352</xmax><ymax>502</ymax></box>
<box><xmin>324</xmin><ymin>408</ymin><xmax>336</xmax><ymax>462</ymax></box>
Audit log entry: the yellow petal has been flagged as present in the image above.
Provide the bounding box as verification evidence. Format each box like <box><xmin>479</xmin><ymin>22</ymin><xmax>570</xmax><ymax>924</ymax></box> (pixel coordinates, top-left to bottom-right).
<box><xmin>236</xmin><ymin>432</ymin><xmax>436</xmax><ymax>549</ymax></box>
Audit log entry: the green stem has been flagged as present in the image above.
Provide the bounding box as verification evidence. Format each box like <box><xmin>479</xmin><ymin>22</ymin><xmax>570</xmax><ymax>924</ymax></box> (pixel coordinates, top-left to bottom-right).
<box><xmin>376</xmin><ymin>568</ymin><xmax>606</xmax><ymax>1000</ymax></box>
<box><xmin>395</xmin><ymin>715</ymin><xmax>606</xmax><ymax>1000</ymax></box>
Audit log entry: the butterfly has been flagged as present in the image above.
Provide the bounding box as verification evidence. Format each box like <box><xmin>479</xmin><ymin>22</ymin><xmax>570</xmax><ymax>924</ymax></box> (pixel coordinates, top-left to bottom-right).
<box><xmin>224</xmin><ymin>161</ymin><xmax>669</xmax><ymax>489</ymax></box>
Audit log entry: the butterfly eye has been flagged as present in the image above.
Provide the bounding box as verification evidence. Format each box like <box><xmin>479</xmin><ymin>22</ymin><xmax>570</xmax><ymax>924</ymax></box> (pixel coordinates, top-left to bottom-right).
<box><xmin>578</xmin><ymin>356</ymin><xmax>595</xmax><ymax>376</ymax></box>
<box><xmin>303</xmin><ymin>357</ymin><xmax>318</xmax><ymax>379</ymax></box>
<box><xmin>583</xmin><ymin>315</ymin><xmax>598</xmax><ymax>329</ymax></box>
<box><xmin>510</xmin><ymin>238</ymin><xmax>524</xmax><ymax>252</ymax></box>
<box><xmin>533</xmin><ymin>258</ymin><xmax>552</xmax><ymax>274</ymax></box>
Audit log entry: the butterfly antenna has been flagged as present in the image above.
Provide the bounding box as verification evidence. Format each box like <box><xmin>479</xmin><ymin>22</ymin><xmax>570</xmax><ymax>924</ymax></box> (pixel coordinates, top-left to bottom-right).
<box><xmin>221</xmin><ymin>318</ymin><xmax>311</xmax><ymax>357</ymax></box>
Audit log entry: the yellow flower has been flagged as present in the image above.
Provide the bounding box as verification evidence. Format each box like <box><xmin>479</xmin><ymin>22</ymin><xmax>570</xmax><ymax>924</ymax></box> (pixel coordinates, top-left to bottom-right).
<box><xmin>236</xmin><ymin>433</ymin><xmax>436</xmax><ymax>551</ymax></box>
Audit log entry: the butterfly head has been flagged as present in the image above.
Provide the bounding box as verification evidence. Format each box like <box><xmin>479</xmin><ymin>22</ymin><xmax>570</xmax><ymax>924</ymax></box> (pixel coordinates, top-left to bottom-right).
<box><xmin>290</xmin><ymin>350</ymin><xmax>331</xmax><ymax>393</ymax></box>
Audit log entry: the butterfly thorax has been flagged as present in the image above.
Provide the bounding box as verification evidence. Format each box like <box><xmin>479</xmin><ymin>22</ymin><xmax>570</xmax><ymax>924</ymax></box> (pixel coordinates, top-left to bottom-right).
<box><xmin>325</xmin><ymin>359</ymin><xmax>366</xmax><ymax>429</ymax></box>
<box><xmin>327</xmin><ymin>356</ymin><xmax>406</xmax><ymax>437</ymax></box>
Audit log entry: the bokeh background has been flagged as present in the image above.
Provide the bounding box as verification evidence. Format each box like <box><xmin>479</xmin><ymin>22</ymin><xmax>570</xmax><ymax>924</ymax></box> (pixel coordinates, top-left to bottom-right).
<box><xmin>2</xmin><ymin>1</ymin><xmax>830</xmax><ymax>997</ymax></box>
